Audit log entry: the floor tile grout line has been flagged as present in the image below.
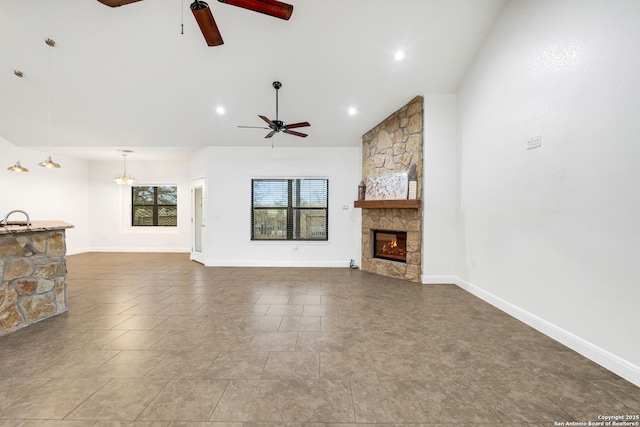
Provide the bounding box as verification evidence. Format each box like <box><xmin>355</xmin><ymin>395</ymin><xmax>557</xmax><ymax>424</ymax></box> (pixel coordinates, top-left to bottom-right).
<box><xmin>347</xmin><ymin>377</ymin><xmax>358</xmax><ymax>423</ymax></box>
<box><xmin>133</xmin><ymin>377</ymin><xmax>174</xmax><ymax>422</ymax></box>
<box><xmin>207</xmin><ymin>378</ymin><xmax>231</xmax><ymax>422</ymax></box>
<box><xmin>61</xmin><ymin>377</ymin><xmax>116</xmax><ymax>422</ymax></box>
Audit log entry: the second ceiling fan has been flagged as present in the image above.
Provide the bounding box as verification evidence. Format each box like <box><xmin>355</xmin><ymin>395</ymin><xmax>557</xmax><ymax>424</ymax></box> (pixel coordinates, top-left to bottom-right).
<box><xmin>97</xmin><ymin>0</ymin><xmax>294</xmax><ymax>46</ymax></box>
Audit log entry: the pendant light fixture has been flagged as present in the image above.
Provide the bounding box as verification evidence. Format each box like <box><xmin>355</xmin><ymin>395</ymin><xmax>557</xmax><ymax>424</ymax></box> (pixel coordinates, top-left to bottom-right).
<box><xmin>38</xmin><ymin>38</ymin><xmax>61</xmax><ymax>169</ymax></box>
<box><xmin>114</xmin><ymin>150</ymin><xmax>136</xmax><ymax>185</ymax></box>
<box><xmin>7</xmin><ymin>161</ymin><xmax>29</xmax><ymax>173</ymax></box>
<box><xmin>7</xmin><ymin>70</ymin><xmax>29</xmax><ymax>173</ymax></box>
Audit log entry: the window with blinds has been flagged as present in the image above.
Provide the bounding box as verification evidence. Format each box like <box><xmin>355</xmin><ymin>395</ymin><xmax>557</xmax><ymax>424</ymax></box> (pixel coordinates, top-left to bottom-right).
<box><xmin>251</xmin><ymin>179</ymin><xmax>328</xmax><ymax>241</ymax></box>
<box><xmin>131</xmin><ymin>186</ymin><xmax>177</xmax><ymax>226</ymax></box>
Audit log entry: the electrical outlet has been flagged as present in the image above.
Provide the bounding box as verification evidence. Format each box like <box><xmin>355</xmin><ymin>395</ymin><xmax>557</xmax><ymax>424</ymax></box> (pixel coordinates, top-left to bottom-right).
<box><xmin>527</xmin><ymin>136</ymin><xmax>542</xmax><ymax>150</ymax></box>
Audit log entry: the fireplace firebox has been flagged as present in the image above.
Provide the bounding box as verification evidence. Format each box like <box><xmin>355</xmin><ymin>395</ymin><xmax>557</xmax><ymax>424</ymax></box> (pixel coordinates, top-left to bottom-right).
<box><xmin>373</xmin><ymin>230</ymin><xmax>407</xmax><ymax>263</ymax></box>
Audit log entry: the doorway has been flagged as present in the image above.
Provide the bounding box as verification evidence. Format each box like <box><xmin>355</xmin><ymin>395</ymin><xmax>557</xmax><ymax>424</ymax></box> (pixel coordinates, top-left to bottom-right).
<box><xmin>191</xmin><ymin>179</ymin><xmax>205</xmax><ymax>264</ymax></box>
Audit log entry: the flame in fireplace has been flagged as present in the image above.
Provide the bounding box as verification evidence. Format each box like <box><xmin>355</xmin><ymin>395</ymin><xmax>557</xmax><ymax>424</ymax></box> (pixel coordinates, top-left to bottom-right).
<box><xmin>384</xmin><ymin>240</ymin><xmax>398</xmax><ymax>250</ymax></box>
<box><xmin>381</xmin><ymin>239</ymin><xmax>406</xmax><ymax>257</ymax></box>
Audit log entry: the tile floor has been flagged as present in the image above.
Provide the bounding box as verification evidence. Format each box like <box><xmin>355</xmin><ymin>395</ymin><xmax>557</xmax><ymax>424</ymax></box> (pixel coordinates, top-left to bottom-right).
<box><xmin>0</xmin><ymin>252</ymin><xmax>638</xmax><ymax>426</ymax></box>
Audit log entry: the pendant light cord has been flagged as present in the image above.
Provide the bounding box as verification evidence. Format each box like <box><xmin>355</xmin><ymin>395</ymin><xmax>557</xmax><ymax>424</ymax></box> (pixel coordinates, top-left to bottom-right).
<box><xmin>15</xmin><ymin>70</ymin><xmax>23</xmax><ymax>162</ymax></box>
<box><xmin>48</xmin><ymin>40</ymin><xmax>52</xmax><ymax>153</ymax></box>
<box><xmin>38</xmin><ymin>38</ymin><xmax>61</xmax><ymax>169</ymax></box>
<box><xmin>15</xmin><ymin>71</ymin><xmax>21</xmax><ymax>146</ymax></box>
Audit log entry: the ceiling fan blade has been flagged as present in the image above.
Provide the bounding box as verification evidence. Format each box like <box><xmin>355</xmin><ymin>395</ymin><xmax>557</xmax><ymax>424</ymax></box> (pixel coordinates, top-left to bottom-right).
<box><xmin>190</xmin><ymin>1</ymin><xmax>224</xmax><ymax>46</ymax></box>
<box><xmin>285</xmin><ymin>121</ymin><xmax>310</xmax><ymax>129</ymax></box>
<box><xmin>259</xmin><ymin>115</ymin><xmax>275</xmax><ymax>126</ymax></box>
<box><xmin>283</xmin><ymin>129</ymin><xmax>308</xmax><ymax>138</ymax></box>
<box><xmin>97</xmin><ymin>0</ymin><xmax>143</xmax><ymax>6</ymax></box>
<box><xmin>218</xmin><ymin>0</ymin><xmax>293</xmax><ymax>20</ymax></box>
<box><xmin>265</xmin><ymin>130</ymin><xmax>277</xmax><ymax>138</ymax></box>
<box><xmin>238</xmin><ymin>126</ymin><xmax>270</xmax><ymax>129</ymax></box>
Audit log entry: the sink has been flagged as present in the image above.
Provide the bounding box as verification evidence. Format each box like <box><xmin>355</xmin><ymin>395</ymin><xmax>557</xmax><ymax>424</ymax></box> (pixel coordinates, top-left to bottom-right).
<box><xmin>1</xmin><ymin>210</ymin><xmax>31</xmax><ymax>228</ymax></box>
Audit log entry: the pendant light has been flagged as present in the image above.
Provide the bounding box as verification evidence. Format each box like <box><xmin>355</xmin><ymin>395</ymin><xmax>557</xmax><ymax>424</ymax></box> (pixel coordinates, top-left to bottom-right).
<box><xmin>38</xmin><ymin>38</ymin><xmax>61</xmax><ymax>169</ymax></box>
<box><xmin>7</xmin><ymin>161</ymin><xmax>29</xmax><ymax>173</ymax></box>
<box><xmin>7</xmin><ymin>70</ymin><xmax>29</xmax><ymax>173</ymax></box>
<box><xmin>114</xmin><ymin>150</ymin><xmax>136</xmax><ymax>185</ymax></box>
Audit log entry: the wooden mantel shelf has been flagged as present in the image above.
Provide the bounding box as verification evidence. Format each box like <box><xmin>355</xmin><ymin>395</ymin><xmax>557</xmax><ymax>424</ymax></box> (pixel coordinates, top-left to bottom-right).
<box><xmin>354</xmin><ymin>199</ymin><xmax>421</xmax><ymax>209</ymax></box>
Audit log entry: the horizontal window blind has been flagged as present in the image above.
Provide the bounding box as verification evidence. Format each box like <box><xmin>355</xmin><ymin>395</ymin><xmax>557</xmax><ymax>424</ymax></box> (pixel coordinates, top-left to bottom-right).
<box><xmin>252</xmin><ymin>179</ymin><xmax>328</xmax><ymax>241</ymax></box>
<box><xmin>132</xmin><ymin>186</ymin><xmax>177</xmax><ymax>227</ymax></box>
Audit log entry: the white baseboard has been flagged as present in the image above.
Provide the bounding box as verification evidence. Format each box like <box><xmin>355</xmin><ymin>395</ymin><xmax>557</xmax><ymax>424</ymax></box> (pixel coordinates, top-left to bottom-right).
<box><xmin>453</xmin><ymin>276</ymin><xmax>640</xmax><ymax>387</ymax></box>
<box><xmin>85</xmin><ymin>247</ymin><xmax>191</xmax><ymax>253</ymax></box>
<box><xmin>422</xmin><ymin>275</ymin><xmax>457</xmax><ymax>285</ymax></box>
<box><xmin>66</xmin><ymin>247</ymin><xmax>91</xmax><ymax>256</ymax></box>
<box><xmin>205</xmin><ymin>260</ymin><xmax>350</xmax><ymax>268</ymax></box>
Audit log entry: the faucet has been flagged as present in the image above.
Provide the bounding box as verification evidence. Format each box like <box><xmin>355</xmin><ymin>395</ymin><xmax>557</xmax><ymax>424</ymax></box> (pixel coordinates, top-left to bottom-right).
<box><xmin>1</xmin><ymin>210</ymin><xmax>31</xmax><ymax>227</ymax></box>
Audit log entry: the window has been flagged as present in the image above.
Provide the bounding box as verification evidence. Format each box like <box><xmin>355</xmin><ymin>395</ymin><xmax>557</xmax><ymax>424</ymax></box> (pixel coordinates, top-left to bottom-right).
<box><xmin>132</xmin><ymin>186</ymin><xmax>177</xmax><ymax>226</ymax></box>
<box><xmin>252</xmin><ymin>179</ymin><xmax>328</xmax><ymax>241</ymax></box>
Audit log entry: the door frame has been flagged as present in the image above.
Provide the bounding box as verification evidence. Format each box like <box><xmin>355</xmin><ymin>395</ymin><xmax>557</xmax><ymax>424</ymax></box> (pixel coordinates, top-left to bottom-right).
<box><xmin>190</xmin><ymin>178</ymin><xmax>206</xmax><ymax>264</ymax></box>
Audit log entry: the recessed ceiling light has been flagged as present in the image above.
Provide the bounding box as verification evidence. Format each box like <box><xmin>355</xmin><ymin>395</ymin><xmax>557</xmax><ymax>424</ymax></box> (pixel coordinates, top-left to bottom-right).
<box><xmin>216</xmin><ymin>106</ymin><xmax>225</xmax><ymax>115</ymax></box>
<box><xmin>348</xmin><ymin>107</ymin><xmax>357</xmax><ymax>116</ymax></box>
<box><xmin>394</xmin><ymin>51</ymin><xmax>405</xmax><ymax>61</ymax></box>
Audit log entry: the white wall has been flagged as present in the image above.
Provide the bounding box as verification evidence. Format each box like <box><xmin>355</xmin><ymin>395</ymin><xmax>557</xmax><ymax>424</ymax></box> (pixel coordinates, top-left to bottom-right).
<box><xmin>87</xmin><ymin>159</ymin><xmax>191</xmax><ymax>252</ymax></box>
<box><xmin>190</xmin><ymin>148</ymin><xmax>207</xmax><ymax>181</ymax></box>
<box><xmin>456</xmin><ymin>0</ymin><xmax>640</xmax><ymax>384</ymax></box>
<box><xmin>422</xmin><ymin>94</ymin><xmax>458</xmax><ymax>284</ymax></box>
<box><xmin>201</xmin><ymin>146</ymin><xmax>361</xmax><ymax>267</ymax></box>
<box><xmin>1</xmin><ymin>140</ymin><xmax>357</xmax><ymax>261</ymax></box>
<box><xmin>0</xmin><ymin>137</ymin><xmax>90</xmax><ymax>253</ymax></box>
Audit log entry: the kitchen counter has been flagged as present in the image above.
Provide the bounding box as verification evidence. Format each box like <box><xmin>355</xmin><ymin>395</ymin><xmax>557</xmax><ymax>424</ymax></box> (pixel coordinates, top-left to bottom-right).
<box><xmin>0</xmin><ymin>220</ymin><xmax>73</xmax><ymax>235</ymax></box>
<box><xmin>0</xmin><ymin>221</ymin><xmax>73</xmax><ymax>336</ymax></box>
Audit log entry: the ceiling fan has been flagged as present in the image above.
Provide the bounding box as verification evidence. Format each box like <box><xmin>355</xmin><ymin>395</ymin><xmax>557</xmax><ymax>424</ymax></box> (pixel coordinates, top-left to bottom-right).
<box><xmin>96</xmin><ymin>0</ymin><xmax>294</xmax><ymax>47</ymax></box>
<box><xmin>239</xmin><ymin>81</ymin><xmax>310</xmax><ymax>139</ymax></box>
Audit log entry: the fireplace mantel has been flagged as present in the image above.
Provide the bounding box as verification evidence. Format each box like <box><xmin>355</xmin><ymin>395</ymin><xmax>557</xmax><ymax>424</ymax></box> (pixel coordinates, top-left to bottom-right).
<box><xmin>354</xmin><ymin>199</ymin><xmax>421</xmax><ymax>209</ymax></box>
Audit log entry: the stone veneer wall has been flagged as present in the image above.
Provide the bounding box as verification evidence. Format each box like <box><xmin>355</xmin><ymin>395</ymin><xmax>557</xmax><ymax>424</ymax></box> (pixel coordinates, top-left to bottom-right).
<box><xmin>0</xmin><ymin>230</ymin><xmax>68</xmax><ymax>336</ymax></box>
<box><xmin>361</xmin><ymin>96</ymin><xmax>423</xmax><ymax>282</ymax></box>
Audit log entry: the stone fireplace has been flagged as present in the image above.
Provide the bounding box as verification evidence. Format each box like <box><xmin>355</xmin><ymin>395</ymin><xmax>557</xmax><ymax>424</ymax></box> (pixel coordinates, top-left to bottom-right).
<box><xmin>359</xmin><ymin>96</ymin><xmax>423</xmax><ymax>282</ymax></box>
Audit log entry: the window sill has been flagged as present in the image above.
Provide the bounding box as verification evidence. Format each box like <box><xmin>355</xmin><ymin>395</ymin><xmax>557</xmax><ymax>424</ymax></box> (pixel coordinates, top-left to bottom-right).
<box><xmin>249</xmin><ymin>240</ymin><xmax>330</xmax><ymax>245</ymax></box>
<box><xmin>122</xmin><ymin>226</ymin><xmax>179</xmax><ymax>234</ymax></box>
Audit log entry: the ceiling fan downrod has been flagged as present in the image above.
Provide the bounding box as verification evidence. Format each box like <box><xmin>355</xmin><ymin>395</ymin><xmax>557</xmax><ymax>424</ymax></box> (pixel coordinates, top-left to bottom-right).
<box><xmin>273</xmin><ymin>81</ymin><xmax>281</xmax><ymax>122</ymax></box>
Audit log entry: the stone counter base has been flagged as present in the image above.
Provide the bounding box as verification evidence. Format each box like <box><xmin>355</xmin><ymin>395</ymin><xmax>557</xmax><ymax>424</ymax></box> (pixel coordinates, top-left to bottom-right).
<box><xmin>0</xmin><ymin>230</ymin><xmax>68</xmax><ymax>336</ymax></box>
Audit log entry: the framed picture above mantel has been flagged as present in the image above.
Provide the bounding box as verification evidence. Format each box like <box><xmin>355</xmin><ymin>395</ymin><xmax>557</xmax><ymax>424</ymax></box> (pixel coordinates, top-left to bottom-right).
<box><xmin>364</xmin><ymin>172</ymin><xmax>408</xmax><ymax>201</ymax></box>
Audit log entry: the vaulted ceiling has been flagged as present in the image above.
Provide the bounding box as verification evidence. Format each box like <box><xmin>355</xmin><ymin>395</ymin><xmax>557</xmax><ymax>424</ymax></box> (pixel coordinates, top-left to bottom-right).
<box><xmin>0</xmin><ymin>0</ymin><xmax>506</xmax><ymax>161</ymax></box>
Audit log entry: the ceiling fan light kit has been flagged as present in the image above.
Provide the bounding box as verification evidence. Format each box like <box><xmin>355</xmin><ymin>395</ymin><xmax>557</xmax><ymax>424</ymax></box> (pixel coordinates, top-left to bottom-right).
<box><xmin>97</xmin><ymin>0</ymin><xmax>294</xmax><ymax>47</ymax></box>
